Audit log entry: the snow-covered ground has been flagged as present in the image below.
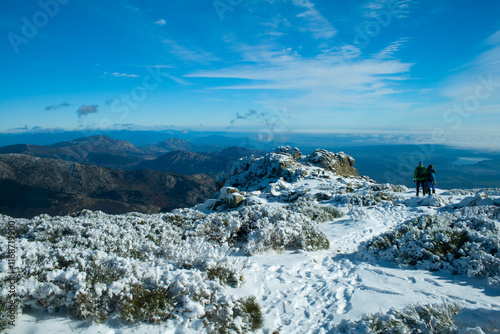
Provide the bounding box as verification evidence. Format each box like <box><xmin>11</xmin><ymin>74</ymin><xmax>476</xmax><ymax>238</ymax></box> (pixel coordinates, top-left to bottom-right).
<box><xmin>2</xmin><ymin>146</ymin><xmax>500</xmax><ymax>333</ymax></box>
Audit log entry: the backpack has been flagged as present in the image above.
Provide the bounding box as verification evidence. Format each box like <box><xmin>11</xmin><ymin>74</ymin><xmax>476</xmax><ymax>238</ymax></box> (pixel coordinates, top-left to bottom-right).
<box><xmin>416</xmin><ymin>167</ymin><xmax>425</xmax><ymax>178</ymax></box>
<box><xmin>428</xmin><ymin>172</ymin><xmax>434</xmax><ymax>182</ymax></box>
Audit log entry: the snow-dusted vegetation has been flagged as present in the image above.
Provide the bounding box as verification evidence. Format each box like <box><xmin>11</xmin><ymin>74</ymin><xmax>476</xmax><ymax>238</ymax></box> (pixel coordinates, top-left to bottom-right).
<box><xmin>360</xmin><ymin>206</ymin><xmax>500</xmax><ymax>285</ymax></box>
<box><xmin>0</xmin><ymin>210</ymin><xmax>263</xmax><ymax>332</ymax></box>
<box><xmin>1</xmin><ymin>146</ymin><xmax>500</xmax><ymax>333</ymax></box>
<box><xmin>0</xmin><ymin>199</ymin><xmax>331</xmax><ymax>331</ymax></box>
<box><xmin>336</xmin><ymin>303</ymin><xmax>463</xmax><ymax>333</ymax></box>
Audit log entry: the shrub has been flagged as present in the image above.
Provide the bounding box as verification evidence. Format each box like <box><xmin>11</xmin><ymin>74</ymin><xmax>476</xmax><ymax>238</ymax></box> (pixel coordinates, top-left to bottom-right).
<box><xmin>286</xmin><ymin>199</ymin><xmax>344</xmax><ymax>222</ymax></box>
<box><xmin>238</xmin><ymin>296</ymin><xmax>264</xmax><ymax>331</ymax></box>
<box><xmin>0</xmin><ymin>294</ymin><xmax>14</xmax><ymax>332</ymax></box>
<box><xmin>361</xmin><ymin>212</ymin><xmax>500</xmax><ymax>284</ymax></box>
<box><xmin>336</xmin><ymin>303</ymin><xmax>462</xmax><ymax>333</ymax></box>
<box><xmin>205</xmin><ymin>295</ymin><xmax>264</xmax><ymax>334</ymax></box>
<box><xmin>120</xmin><ymin>284</ymin><xmax>174</xmax><ymax>324</ymax></box>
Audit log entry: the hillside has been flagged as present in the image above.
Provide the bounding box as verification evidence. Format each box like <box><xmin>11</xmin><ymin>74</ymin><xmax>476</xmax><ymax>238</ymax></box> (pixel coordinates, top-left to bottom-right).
<box><xmin>134</xmin><ymin>147</ymin><xmax>265</xmax><ymax>175</ymax></box>
<box><xmin>0</xmin><ymin>154</ymin><xmax>216</xmax><ymax>218</ymax></box>
<box><xmin>1</xmin><ymin>146</ymin><xmax>499</xmax><ymax>333</ymax></box>
<box><xmin>0</xmin><ymin>135</ymin><xmax>145</xmax><ymax>168</ymax></box>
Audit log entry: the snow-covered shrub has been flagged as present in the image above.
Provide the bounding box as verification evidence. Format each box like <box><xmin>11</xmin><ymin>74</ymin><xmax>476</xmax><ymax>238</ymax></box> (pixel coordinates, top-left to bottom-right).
<box><xmin>370</xmin><ymin>183</ymin><xmax>408</xmax><ymax>193</ymax></box>
<box><xmin>285</xmin><ymin>198</ymin><xmax>344</xmax><ymax>222</ymax></box>
<box><xmin>204</xmin><ymin>295</ymin><xmax>263</xmax><ymax>334</ymax></box>
<box><xmin>239</xmin><ymin>296</ymin><xmax>264</xmax><ymax>331</ymax></box>
<box><xmin>0</xmin><ymin>212</ymin><xmax>264</xmax><ymax>331</ymax></box>
<box><xmin>336</xmin><ymin>303</ymin><xmax>462</xmax><ymax>334</ymax></box>
<box><xmin>0</xmin><ymin>294</ymin><xmax>15</xmax><ymax>332</ymax></box>
<box><xmin>172</xmin><ymin>205</ymin><xmax>330</xmax><ymax>255</ymax></box>
<box><xmin>361</xmin><ymin>208</ymin><xmax>500</xmax><ymax>284</ymax></box>
<box><xmin>238</xmin><ymin>206</ymin><xmax>329</xmax><ymax>254</ymax></box>
<box><xmin>120</xmin><ymin>284</ymin><xmax>173</xmax><ymax>323</ymax></box>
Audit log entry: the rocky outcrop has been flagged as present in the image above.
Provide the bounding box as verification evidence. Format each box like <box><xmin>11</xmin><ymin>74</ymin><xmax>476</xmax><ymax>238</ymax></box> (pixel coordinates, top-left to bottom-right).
<box><xmin>208</xmin><ymin>146</ymin><xmax>361</xmax><ymax>210</ymax></box>
<box><xmin>216</xmin><ymin>146</ymin><xmax>359</xmax><ymax>191</ymax></box>
<box><xmin>220</xmin><ymin>187</ymin><xmax>245</xmax><ymax>208</ymax></box>
<box><xmin>305</xmin><ymin>149</ymin><xmax>357</xmax><ymax>177</ymax></box>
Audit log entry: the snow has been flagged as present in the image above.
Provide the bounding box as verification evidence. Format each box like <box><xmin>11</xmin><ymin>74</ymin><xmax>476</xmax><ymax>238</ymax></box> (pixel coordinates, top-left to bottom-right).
<box><xmin>1</xmin><ymin>146</ymin><xmax>500</xmax><ymax>333</ymax></box>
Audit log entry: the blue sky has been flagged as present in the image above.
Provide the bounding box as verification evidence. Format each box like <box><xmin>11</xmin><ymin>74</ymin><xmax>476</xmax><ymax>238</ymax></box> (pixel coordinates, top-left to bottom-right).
<box><xmin>1</xmin><ymin>0</ymin><xmax>499</xmax><ymax>147</ymax></box>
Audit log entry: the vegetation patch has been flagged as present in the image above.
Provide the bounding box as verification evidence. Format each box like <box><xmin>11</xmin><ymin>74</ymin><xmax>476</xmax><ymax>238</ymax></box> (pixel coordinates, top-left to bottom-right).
<box><xmin>361</xmin><ymin>207</ymin><xmax>500</xmax><ymax>284</ymax></box>
<box><xmin>0</xmin><ymin>211</ymin><xmax>262</xmax><ymax>331</ymax></box>
<box><xmin>285</xmin><ymin>198</ymin><xmax>344</xmax><ymax>222</ymax></box>
<box><xmin>336</xmin><ymin>303</ymin><xmax>462</xmax><ymax>333</ymax></box>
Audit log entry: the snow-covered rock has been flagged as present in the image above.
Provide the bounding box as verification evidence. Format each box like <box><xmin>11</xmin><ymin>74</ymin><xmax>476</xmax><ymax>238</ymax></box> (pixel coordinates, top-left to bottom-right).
<box><xmin>405</xmin><ymin>194</ymin><xmax>447</xmax><ymax>207</ymax></box>
<box><xmin>453</xmin><ymin>191</ymin><xmax>499</xmax><ymax>208</ymax></box>
<box><xmin>219</xmin><ymin>187</ymin><xmax>245</xmax><ymax>208</ymax></box>
<box><xmin>454</xmin><ymin>308</ymin><xmax>500</xmax><ymax>333</ymax></box>
<box><xmin>216</xmin><ymin>146</ymin><xmax>358</xmax><ymax>192</ymax></box>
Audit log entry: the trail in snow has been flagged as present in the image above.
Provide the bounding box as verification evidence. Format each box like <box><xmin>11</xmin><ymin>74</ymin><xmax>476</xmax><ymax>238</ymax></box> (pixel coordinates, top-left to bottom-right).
<box><xmin>232</xmin><ymin>202</ymin><xmax>500</xmax><ymax>334</ymax></box>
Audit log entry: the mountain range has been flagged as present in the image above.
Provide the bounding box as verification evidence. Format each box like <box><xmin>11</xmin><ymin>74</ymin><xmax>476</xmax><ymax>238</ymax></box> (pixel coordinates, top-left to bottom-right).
<box><xmin>0</xmin><ymin>153</ymin><xmax>216</xmax><ymax>218</ymax></box>
<box><xmin>0</xmin><ymin>135</ymin><xmax>266</xmax><ymax>218</ymax></box>
<box><xmin>0</xmin><ymin>135</ymin><xmax>263</xmax><ymax>172</ymax></box>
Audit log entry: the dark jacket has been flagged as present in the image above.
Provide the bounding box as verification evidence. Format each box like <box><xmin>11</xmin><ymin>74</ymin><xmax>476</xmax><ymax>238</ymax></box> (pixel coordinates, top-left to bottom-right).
<box><xmin>414</xmin><ymin>166</ymin><xmax>427</xmax><ymax>181</ymax></box>
<box><xmin>427</xmin><ymin>167</ymin><xmax>436</xmax><ymax>184</ymax></box>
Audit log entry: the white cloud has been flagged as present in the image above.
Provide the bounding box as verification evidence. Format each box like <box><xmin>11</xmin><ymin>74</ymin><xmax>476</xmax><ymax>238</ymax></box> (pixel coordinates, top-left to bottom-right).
<box><xmin>374</xmin><ymin>38</ymin><xmax>410</xmax><ymax>59</ymax></box>
<box><xmin>439</xmin><ymin>43</ymin><xmax>500</xmax><ymax>104</ymax></box>
<box><xmin>186</xmin><ymin>42</ymin><xmax>413</xmax><ymax>114</ymax></box>
<box><xmin>292</xmin><ymin>0</ymin><xmax>337</xmax><ymax>39</ymax></box>
<box><xmin>109</xmin><ymin>72</ymin><xmax>140</xmax><ymax>78</ymax></box>
<box><xmin>154</xmin><ymin>19</ymin><xmax>166</xmax><ymax>26</ymax></box>
<box><xmin>188</xmin><ymin>44</ymin><xmax>411</xmax><ymax>91</ymax></box>
<box><xmin>164</xmin><ymin>74</ymin><xmax>192</xmax><ymax>86</ymax></box>
<box><xmin>363</xmin><ymin>0</ymin><xmax>413</xmax><ymax>19</ymax></box>
<box><xmin>486</xmin><ymin>30</ymin><xmax>500</xmax><ymax>45</ymax></box>
<box><xmin>162</xmin><ymin>39</ymin><xmax>220</xmax><ymax>64</ymax></box>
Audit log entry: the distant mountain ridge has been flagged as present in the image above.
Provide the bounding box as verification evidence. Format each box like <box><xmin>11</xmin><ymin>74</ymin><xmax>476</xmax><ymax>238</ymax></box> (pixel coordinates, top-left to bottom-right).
<box><xmin>134</xmin><ymin>147</ymin><xmax>265</xmax><ymax>175</ymax></box>
<box><xmin>0</xmin><ymin>135</ymin><xmax>268</xmax><ymax>218</ymax></box>
<box><xmin>0</xmin><ymin>135</ymin><xmax>263</xmax><ymax>174</ymax></box>
<box><xmin>0</xmin><ymin>153</ymin><xmax>216</xmax><ymax>218</ymax></box>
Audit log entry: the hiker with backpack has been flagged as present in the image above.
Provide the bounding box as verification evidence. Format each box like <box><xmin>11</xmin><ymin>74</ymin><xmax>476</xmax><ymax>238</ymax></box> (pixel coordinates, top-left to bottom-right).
<box><xmin>413</xmin><ymin>162</ymin><xmax>427</xmax><ymax>196</ymax></box>
<box><xmin>427</xmin><ymin>164</ymin><xmax>437</xmax><ymax>194</ymax></box>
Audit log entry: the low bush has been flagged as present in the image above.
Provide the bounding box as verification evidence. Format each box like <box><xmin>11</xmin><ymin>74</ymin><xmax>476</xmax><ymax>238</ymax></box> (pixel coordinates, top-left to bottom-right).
<box><xmin>361</xmin><ymin>208</ymin><xmax>500</xmax><ymax>284</ymax></box>
<box><xmin>336</xmin><ymin>303</ymin><xmax>462</xmax><ymax>333</ymax></box>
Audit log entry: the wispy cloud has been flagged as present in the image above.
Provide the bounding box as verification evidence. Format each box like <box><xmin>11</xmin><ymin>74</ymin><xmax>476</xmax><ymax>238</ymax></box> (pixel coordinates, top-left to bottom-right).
<box><xmin>486</xmin><ymin>30</ymin><xmax>500</xmax><ymax>45</ymax></box>
<box><xmin>374</xmin><ymin>38</ymin><xmax>410</xmax><ymax>59</ymax></box>
<box><xmin>226</xmin><ymin>108</ymin><xmax>293</xmax><ymax>136</ymax></box>
<box><xmin>45</xmin><ymin>102</ymin><xmax>71</xmax><ymax>111</ymax></box>
<box><xmin>440</xmin><ymin>31</ymin><xmax>500</xmax><ymax>104</ymax></box>
<box><xmin>77</xmin><ymin>105</ymin><xmax>98</xmax><ymax>118</ymax></box>
<box><xmin>154</xmin><ymin>19</ymin><xmax>166</xmax><ymax>26</ymax></box>
<box><xmin>184</xmin><ymin>38</ymin><xmax>416</xmax><ymax>120</ymax></box>
<box><xmin>292</xmin><ymin>0</ymin><xmax>337</xmax><ymax>39</ymax></box>
<box><xmin>163</xmin><ymin>39</ymin><xmax>220</xmax><ymax>64</ymax></box>
<box><xmin>187</xmin><ymin>45</ymin><xmax>412</xmax><ymax>94</ymax></box>
<box><xmin>363</xmin><ymin>0</ymin><xmax>413</xmax><ymax>19</ymax></box>
<box><xmin>105</xmin><ymin>72</ymin><xmax>140</xmax><ymax>78</ymax></box>
<box><xmin>164</xmin><ymin>74</ymin><xmax>192</xmax><ymax>86</ymax></box>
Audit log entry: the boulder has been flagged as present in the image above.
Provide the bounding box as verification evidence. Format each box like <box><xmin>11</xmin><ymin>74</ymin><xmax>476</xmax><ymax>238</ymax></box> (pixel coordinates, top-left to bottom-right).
<box><xmin>305</xmin><ymin>149</ymin><xmax>358</xmax><ymax>177</ymax></box>
<box><xmin>219</xmin><ymin>186</ymin><xmax>245</xmax><ymax>208</ymax></box>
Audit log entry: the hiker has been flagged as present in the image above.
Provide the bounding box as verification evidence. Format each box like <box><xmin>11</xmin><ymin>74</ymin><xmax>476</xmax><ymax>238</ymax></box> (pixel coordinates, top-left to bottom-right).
<box><xmin>413</xmin><ymin>162</ymin><xmax>427</xmax><ymax>196</ymax></box>
<box><xmin>427</xmin><ymin>164</ymin><xmax>437</xmax><ymax>194</ymax></box>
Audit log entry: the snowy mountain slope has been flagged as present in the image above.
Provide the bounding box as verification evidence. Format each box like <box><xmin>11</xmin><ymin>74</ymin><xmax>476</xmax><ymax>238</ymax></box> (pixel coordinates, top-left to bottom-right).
<box><xmin>1</xmin><ymin>146</ymin><xmax>500</xmax><ymax>334</ymax></box>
